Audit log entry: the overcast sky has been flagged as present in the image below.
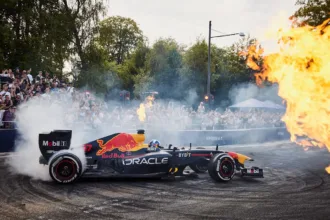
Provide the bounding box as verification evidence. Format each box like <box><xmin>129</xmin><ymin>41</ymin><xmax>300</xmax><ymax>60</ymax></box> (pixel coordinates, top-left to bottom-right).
<box><xmin>65</xmin><ymin>0</ymin><xmax>299</xmax><ymax>71</ymax></box>
<box><xmin>107</xmin><ymin>0</ymin><xmax>299</xmax><ymax>48</ymax></box>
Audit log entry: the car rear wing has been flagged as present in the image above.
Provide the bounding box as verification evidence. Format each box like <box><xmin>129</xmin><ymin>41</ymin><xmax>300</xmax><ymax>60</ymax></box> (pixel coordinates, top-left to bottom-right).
<box><xmin>39</xmin><ymin>130</ymin><xmax>72</xmax><ymax>161</ymax></box>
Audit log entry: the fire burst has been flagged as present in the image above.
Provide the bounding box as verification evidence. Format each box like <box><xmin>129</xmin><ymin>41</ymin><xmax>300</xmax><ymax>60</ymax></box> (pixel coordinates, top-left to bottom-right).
<box><xmin>244</xmin><ymin>18</ymin><xmax>330</xmax><ymax>173</ymax></box>
<box><xmin>136</xmin><ymin>95</ymin><xmax>154</xmax><ymax>122</ymax></box>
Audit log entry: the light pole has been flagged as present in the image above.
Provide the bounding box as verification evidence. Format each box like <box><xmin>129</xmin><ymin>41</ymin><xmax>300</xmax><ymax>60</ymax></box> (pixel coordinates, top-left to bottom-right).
<box><xmin>207</xmin><ymin>21</ymin><xmax>245</xmax><ymax>97</ymax></box>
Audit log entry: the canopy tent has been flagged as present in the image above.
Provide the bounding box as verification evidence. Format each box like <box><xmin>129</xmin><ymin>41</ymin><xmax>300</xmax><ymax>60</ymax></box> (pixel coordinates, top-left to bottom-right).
<box><xmin>262</xmin><ymin>100</ymin><xmax>285</xmax><ymax>110</ymax></box>
<box><xmin>229</xmin><ymin>98</ymin><xmax>285</xmax><ymax>110</ymax></box>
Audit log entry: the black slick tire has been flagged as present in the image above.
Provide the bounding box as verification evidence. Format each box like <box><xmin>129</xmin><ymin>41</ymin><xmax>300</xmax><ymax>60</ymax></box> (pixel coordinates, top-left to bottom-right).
<box><xmin>208</xmin><ymin>153</ymin><xmax>235</xmax><ymax>182</ymax></box>
<box><xmin>48</xmin><ymin>151</ymin><xmax>82</xmax><ymax>184</ymax></box>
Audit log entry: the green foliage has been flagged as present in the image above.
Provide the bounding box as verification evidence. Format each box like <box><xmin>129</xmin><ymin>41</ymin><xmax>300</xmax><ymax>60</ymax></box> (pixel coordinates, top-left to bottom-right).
<box><xmin>0</xmin><ymin>2</ymin><xmax>258</xmax><ymax>104</ymax></box>
<box><xmin>293</xmin><ymin>0</ymin><xmax>330</xmax><ymax>26</ymax></box>
<box><xmin>0</xmin><ymin>0</ymin><xmax>105</xmax><ymax>76</ymax></box>
<box><xmin>212</xmin><ymin>36</ymin><xmax>256</xmax><ymax>103</ymax></box>
<box><xmin>133</xmin><ymin>38</ymin><xmax>185</xmax><ymax>99</ymax></box>
<box><xmin>75</xmin><ymin>61</ymin><xmax>120</xmax><ymax>95</ymax></box>
<box><xmin>182</xmin><ymin>39</ymin><xmax>208</xmax><ymax>97</ymax></box>
<box><xmin>97</xmin><ymin>16</ymin><xmax>144</xmax><ymax>64</ymax></box>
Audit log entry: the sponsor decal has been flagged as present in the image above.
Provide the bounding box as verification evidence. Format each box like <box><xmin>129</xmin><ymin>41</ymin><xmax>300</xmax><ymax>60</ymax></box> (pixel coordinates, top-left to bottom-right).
<box><xmin>43</xmin><ymin>140</ymin><xmax>67</xmax><ymax>147</ymax></box>
<box><xmin>123</xmin><ymin>157</ymin><xmax>168</xmax><ymax>165</ymax></box>
<box><xmin>178</xmin><ymin>152</ymin><xmax>191</xmax><ymax>157</ymax></box>
<box><xmin>101</xmin><ymin>153</ymin><xmax>125</xmax><ymax>159</ymax></box>
<box><xmin>206</xmin><ymin>136</ymin><xmax>223</xmax><ymax>141</ymax></box>
<box><xmin>96</xmin><ymin>133</ymin><xmax>145</xmax><ymax>156</ymax></box>
<box><xmin>84</xmin><ymin>144</ymin><xmax>92</xmax><ymax>152</ymax></box>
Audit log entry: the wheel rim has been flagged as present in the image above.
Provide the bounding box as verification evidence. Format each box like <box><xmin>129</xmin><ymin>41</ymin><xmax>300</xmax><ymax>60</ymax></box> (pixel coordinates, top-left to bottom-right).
<box><xmin>219</xmin><ymin>159</ymin><xmax>234</xmax><ymax>177</ymax></box>
<box><xmin>54</xmin><ymin>159</ymin><xmax>76</xmax><ymax>181</ymax></box>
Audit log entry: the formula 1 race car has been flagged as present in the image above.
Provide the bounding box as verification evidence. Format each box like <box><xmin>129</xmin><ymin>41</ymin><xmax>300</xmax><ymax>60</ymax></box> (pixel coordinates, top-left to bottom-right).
<box><xmin>38</xmin><ymin>129</ymin><xmax>263</xmax><ymax>184</ymax></box>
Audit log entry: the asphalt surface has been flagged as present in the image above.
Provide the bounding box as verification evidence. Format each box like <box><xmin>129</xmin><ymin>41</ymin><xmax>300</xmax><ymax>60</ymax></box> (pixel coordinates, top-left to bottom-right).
<box><xmin>0</xmin><ymin>141</ymin><xmax>329</xmax><ymax>220</ymax></box>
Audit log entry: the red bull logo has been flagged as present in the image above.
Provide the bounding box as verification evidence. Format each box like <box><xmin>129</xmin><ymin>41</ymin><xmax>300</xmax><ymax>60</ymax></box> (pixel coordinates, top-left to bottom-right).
<box><xmin>96</xmin><ymin>133</ymin><xmax>146</xmax><ymax>156</ymax></box>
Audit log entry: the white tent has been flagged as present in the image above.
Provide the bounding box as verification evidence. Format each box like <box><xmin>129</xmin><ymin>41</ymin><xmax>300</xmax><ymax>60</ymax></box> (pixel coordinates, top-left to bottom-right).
<box><xmin>262</xmin><ymin>100</ymin><xmax>285</xmax><ymax>110</ymax></box>
<box><xmin>229</xmin><ymin>98</ymin><xmax>266</xmax><ymax>108</ymax></box>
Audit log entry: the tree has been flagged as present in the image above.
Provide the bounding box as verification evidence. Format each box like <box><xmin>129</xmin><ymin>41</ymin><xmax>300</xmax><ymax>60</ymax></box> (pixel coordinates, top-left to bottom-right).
<box><xmin>0</xmin><ymin>0</ymin><xmax>106</xmax><ymax>77</ymax></box>
<box><xmin>59</xmin><ymin>0</ymin><xmax>105</xmax><ymax>71</ymax></box>
<box><xmin>0</xmin><ymin>0</ymin><xmax>72</xmax><ymax>73</ymax></box>
<box><xmin>293</xmin><ymin>0</ymin><xmax>330</xmax><ymax>26</ymax></box>
<box><xmin>133</xmin><ymin>38</ymin><xmax>185</xmax><ymax>99</ymax></box>
<box><xmin>97</xmin><ymin>16</ymin><xmax>144</xmax><ymax>64</ymax></box>
<box><xmin>213</xmin><ymin>35</ymin><xmax>256</xmax><ymax>105</ymax></box>
<box><xmin>182</xmin><ymin>39</ymin><xmax>208</xmax><ymax>97</ymax></box>
<box><xmin>117</xmin><ymin>42</ymin><xmax>150</xmax><ymax>91</ymax></box>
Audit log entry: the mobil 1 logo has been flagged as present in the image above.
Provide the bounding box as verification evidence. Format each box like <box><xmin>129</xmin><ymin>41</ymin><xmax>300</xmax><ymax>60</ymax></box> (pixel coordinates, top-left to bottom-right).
<box><xmin>43</xmin><ymin>140</ymin><xmax>68</xmax><ymax>147</ymax></box>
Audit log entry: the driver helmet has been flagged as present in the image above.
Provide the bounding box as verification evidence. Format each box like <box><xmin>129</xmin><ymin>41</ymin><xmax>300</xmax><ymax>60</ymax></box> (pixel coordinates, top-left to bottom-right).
<box><xmin>149</xmin><ymin>139</ymin><xmax>161</xmax><ymax>149</ymax></box>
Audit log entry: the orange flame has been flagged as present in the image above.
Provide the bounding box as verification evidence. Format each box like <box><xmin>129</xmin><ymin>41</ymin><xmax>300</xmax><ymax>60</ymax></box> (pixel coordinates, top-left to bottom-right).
<box><xmin>137</xmin><ymin>103</ymin><xmax>146</xmax><ymax>122</ymax></box>
<box><xmin>146</xmin><ymin>95</ymin><xmax>154</xmax><ymax>108</ymax></box>
<box><xmin>136</xmin><ymin>95</ymin><xmax>155</xmax><ymax>122</ymax></box>
<box><xmin>326</xmin><ymin>166</ymin><xmax>330</xmax><ymax>173</ymax></box>
<box><xmin>245</xmin><ymin>18</ymin><xmax>330</xmax><ymax>173</ymax></box>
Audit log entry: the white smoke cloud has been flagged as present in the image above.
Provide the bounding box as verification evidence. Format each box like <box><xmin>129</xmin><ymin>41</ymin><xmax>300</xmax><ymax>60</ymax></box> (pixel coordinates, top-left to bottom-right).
<box><xmin>6</xmin><ymin>95</ymin><xmax>87</xmax><ymax>181</ymax></box>
<box><xmin>229</xmin><ymin>82</ymin><xmax>282</xmax><ymax>105</ymax></box>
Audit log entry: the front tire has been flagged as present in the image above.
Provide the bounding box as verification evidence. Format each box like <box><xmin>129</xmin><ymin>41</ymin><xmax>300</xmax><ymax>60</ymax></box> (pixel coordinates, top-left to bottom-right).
<box><xmin>208</xmin><ymin>153</ymin><xmax>235</xmax><ymax>182</ymax></box>
<box><xmin>49</xmin><ymin>152</ymin><xmax>82</xmax><ymax>184</ymax></box>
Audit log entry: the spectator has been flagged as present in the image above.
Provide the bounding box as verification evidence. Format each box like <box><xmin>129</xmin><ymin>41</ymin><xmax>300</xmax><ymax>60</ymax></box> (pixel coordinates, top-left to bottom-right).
<box><xmin>3</xmin><ymin>94</ymin><xmax>13</xmax><ymax>110</ymax></box>
<box><xmin>0</xmin><ymin>69</ymin><xmax>9</xmax><ymax>77</ymax></box>
<box><xmin>15</xmin><ymin>67</ymin><xmax>20</xmax><ymax>78</ymax></box>
<box><xmin>0</xmin><ymin>94</ymin><xmax>4</xmax><ymax>110</ymax></box>
<box><xmin>198</xmin><ymin>102</ymin><xmax>205</xmax><ymax>113</ymax></box>
<box><xmin>0</xmin><ymin>84</ymin><xmax>11</xmax><ymax>99</ymax></box>
<box><xmin>36</xmin><ymin>71</ymin><xmax>43</xmax><ymax>82</ymax></box>
<box><xmin>13</xmin><ymin>94</ymin><xmax>21</xmax><ymax>106</ymax></box>
<box><xmin>1</xmin><ymin>64</ymin><xmax>285</xmax><ymax>130</ymax></box>
<box><xmin>2</xmin><ymin>106</ymin><xmax>16</xmax><ymax>129</ymax></box>
<box><xmin>27</xmin><ymin>68</ymin><xmax>33</xmax><ymax>83</ymax></box>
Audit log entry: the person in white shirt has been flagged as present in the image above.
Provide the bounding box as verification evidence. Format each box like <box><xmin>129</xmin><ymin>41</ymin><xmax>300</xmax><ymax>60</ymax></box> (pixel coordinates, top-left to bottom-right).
<box><xmin>67</xmin><ymin>82</ymin><xmax>74</xmax><ymax>93</ymax></box>
<box><xmin>27</xmin><ymin>68</ymin><xmax>33</xmax><ymax>83</ymax></box>
<box><xmin>198</xmin><ymin>102</ymin><xmax>205</xmax><ymax>113</ymax></box>
<box><xmin>0</xmin><ymin>69</ymin><xmax>9</xmax><ymax>77</ymax></box>
<box><xmin>0</xmin><ymin>84</ymin><xmax>11</xmax><ymax>100</ymax></box>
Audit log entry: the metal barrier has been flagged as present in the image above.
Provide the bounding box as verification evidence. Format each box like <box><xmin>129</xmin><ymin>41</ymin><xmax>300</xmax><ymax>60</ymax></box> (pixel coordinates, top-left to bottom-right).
<box><xmin>0</xmin><ymin>127</ymin><xmax>290</xmax><ymax>152</ymax></box>
<box><xmin>0</xmin><ymin>129</ymin><xmax>17</xmax><ymax>152</ymax></box>
<box><xmin>0</xmin><ymin>121</ymin><xmax>16</xmax><ymax>129</ymax></box>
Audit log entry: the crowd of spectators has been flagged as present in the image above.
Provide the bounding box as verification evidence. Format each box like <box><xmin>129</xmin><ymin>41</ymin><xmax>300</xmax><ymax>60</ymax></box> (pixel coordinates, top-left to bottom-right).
<box><xmin>0</xmin><ymin>68</ymin><xmax>284</xmax><ymax>130</ymax></box>
<box><xmin>0</xmin><ymin>68</ymin><xmax>73</xmax><ymax>128</ymax></box>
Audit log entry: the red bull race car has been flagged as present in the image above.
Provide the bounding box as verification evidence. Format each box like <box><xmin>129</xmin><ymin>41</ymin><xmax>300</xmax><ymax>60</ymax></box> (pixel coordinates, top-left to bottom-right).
<box><xmin>38</xmin><ymin>129</ymin><xmax>263</xmax><ymax>184</ymax></box>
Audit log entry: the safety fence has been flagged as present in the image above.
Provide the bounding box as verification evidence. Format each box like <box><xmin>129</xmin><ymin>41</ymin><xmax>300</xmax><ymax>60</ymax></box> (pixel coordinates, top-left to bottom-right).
<box><xmin>0</xmin><ymin>127</ymin><xmax>290</xmax><ymax>152</ymax></box>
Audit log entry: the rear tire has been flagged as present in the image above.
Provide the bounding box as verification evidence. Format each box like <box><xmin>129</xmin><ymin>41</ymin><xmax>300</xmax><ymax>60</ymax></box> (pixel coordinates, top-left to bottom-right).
<box><xmin>208</xmin><ymin>153</ymin><xmax>235</xmax><ymax>182</ymax></box>
<box><xmin>49</xmin><ymin>151</ymin><xmax>82</xmax><ymax>184</ymax></box>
